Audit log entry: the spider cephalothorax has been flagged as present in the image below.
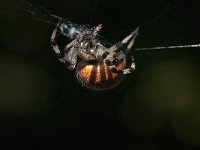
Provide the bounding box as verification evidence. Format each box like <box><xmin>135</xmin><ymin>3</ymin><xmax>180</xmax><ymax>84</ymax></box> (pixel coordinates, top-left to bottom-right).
<box><xmin>51</xmin><ymin>20</ymin><xmax>139</xmax><ymax>90</ymax></box>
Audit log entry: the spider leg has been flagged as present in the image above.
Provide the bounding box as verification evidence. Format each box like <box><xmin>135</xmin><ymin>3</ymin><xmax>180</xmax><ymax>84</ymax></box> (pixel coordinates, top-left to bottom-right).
<box><xmin>106</xmin><ymin>56</ymin><xmax>135</xmax><ymax>75</ymax></box>
<box><xmin>89</xmin><ymin>24</ymin><xmax>103</xmax><ymax>48</ymax></box>
<box><xmin>93</xmin><ymin>24</ymin><xmax>102</xmax><ymax>37</ymax></box>
<box><xmin>121</xmin><ymin>56</ymin><xmax>136</xmax><ymax>74</ymax></box>
<box><xmin>102</xmin><ymin>27</ymin><xmax>139</xmax><ymax>75</ymax></box>
<box><xmin>64</xmin><ymin>47</ymin><xmax>78</xmax><ymax>70</ymax></box>
<box><xmin>103</xmin><ymin>27</ymin><xmax>139</xmax><ymax>75</ymax></box>
<box><xmin>51</xmin><ymin>21</ymin><xmax>77</xmax><ymax>70</ymax></box>
<box><xmin>109</xmin><ymin>27</ymin><xmax>139</xmax><ymax>53</ymax></box>
<box><xmin>102</xmin><ymin>27</ymin><xmax>139</xmax><ymax>64</ymax></box>
<box><xmin>51</xmin><ymin>21</ymin><xmax>64</xmax><ymax>63</ymax></box>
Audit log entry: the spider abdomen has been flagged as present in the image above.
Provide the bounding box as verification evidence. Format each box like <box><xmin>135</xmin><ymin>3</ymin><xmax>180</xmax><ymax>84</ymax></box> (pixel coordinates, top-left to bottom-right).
<box><xmin>75</xmin><ymin>60</ymin><xmax>126</xmax><ymax>90</ymax></box>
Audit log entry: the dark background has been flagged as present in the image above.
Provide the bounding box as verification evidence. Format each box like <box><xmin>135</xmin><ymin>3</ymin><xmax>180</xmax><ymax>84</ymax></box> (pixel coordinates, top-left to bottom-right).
<box><xmin>0</xmin><ymin>0</ymin><xmax>200</xmax><ymax>149</ymax></box>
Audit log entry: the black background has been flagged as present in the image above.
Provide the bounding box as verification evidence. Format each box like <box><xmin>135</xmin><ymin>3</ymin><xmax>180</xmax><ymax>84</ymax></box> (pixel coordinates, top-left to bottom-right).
<box><xmin>0</xmin><ymin>0</ymin><xmax>200</xmax><ymax>149</ymax></box>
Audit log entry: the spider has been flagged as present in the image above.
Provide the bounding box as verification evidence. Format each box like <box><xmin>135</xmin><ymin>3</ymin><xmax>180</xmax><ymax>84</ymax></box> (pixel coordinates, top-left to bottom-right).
<box><xmin>51</xmin><ymin>20</ymin><xmax>139</xmax><ymax>90</ymax></box>
<box><xmin>18</xmin><ymin>0</ymin><xmax>199</xmax><ymax>90</ymax></box>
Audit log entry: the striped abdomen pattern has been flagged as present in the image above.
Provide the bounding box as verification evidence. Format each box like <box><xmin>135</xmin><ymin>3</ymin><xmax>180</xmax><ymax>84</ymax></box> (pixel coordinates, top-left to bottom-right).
<box><xmin>75</xmin><ymin>60</ymin><xmax>126</xmax><ymax>90</ymax></box>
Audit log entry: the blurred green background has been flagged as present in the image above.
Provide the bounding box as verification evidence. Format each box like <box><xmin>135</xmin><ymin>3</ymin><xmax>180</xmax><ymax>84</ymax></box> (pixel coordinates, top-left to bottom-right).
<box><xmin>0</xmin><ymin>0</ymin><xmax>200</xmax><ymax>149</ymax></box>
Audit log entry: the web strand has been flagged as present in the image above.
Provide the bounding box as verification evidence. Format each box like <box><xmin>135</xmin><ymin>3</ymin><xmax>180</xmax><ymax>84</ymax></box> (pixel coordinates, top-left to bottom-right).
<box><xmin>21</xmin><ymin>0</ymin><xmax>64</xmax><ymax>24</ymax></box>
<box><xmin>135</xmin><ymin>44</ymin><xmax>200</xmax><ymax>51</ymax></box>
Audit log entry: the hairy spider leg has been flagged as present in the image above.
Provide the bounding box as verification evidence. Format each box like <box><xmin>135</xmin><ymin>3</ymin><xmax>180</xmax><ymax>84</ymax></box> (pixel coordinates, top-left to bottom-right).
<box><xmin>109</xmin><ymin>27</ymin><xmax>140</xmax><ymax>52</ymax></box>
<box><xmin>102</xmin><ymin>27</ymin><xmax>139</xmax><ymax>61</ymax></box>
<box><xmin>93</xmin><ymin>24</ymin><xmax>102</xmax><ymax>37</ymax></box>
<box><xmin>51</xmin><ymin>21</ymin><xmax>64</xmax><ymax>62</ymax></box>
<box><xmin>89</xmin><ymin>24</ymin><xmax>102</xmax><ymax>47</ymax></box>
<box><xmin>51</xmin><ymin>21</ymin><xmax>77</xmax><ymax>70</ymax></box>
<box><xmin>103</xmin><ymin>28</ymin><xmax>139</xmax><ymax>74</ymax></box>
